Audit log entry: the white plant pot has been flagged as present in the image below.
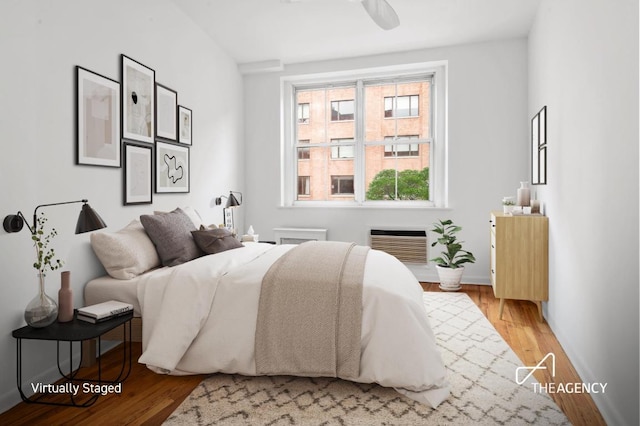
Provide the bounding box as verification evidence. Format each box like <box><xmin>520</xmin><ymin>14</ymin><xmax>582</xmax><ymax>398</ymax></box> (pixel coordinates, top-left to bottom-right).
<box><xmin>435</xmin><ymin>265</ymin><xmax>465</xmax><ymax>291</ymax></box>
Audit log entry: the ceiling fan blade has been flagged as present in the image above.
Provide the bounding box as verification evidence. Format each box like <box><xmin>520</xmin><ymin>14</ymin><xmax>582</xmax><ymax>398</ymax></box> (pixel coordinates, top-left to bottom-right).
<box><xmin>361</xmin><ymin>0</ymin><xmax>400</xmax><ymax>30</ymax></box>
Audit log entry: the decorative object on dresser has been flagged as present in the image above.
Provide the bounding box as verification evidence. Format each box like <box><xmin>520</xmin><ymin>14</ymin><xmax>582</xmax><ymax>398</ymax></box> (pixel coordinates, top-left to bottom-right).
<box><xmin>3</xmin><ymin>199</ymin><xmax>107</xmax><ymax>327</ymax></box>
<box><xmin>502</xmin><ymin>196</ymin><xmax>515</xmax><ymax>214</ymax></box>
<box><xmin>429</xmin><ymin>219</ymin><xmax>476</xmax><ymax>291</ymax></box>
<box><xmin>516</xmin><ymin>181</ymin><xmax>531</xmax><ymax>206</ymax></box>
<box><xmin>58</xmin><ymin>271</ymin><xmax>73</xmax><ymax>323</ymax></box>
<box><xmin>489</xmin><ymin>211</ymin><xmax>548</xmax><ymax>321</ymax></box>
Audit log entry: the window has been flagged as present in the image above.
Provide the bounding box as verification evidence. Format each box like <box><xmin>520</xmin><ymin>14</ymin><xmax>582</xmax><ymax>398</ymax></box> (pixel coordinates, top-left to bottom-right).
<box><xmin>297</xmin><ymin>176</ymin><xmax>310</xmax><ymax>196</ymax></box>
<box><xmin>331</xmin><ymin>138</ymin><xmax>354</xmax><ymax>159</ymax></box>
<box><xmin>297</xmin><ymin>143</ymin><xmax>310</xmax><ymax>160</ymax></box>
<box><xmin>384</xmin><ymin>95</ymin><xmax>419</xmax><ymax>118</ymax></box>
<box><xmin>331</xmin><ymin>175</ymin><xmax>354</xmax><ymax>195</ymax></box>
<box><xmin>298</xmin><ymin>103</ymin><xmax>309</xmax><ymax>124</ymax></box>
<box><xmin>384</xmin><ymin>135</ymin><xmax>419</xmax><ymax>157</ymax></box>
<box><xmin>283</xmin><ymin>63</ymin><xmax>446</xmax><ymax>207</ymax></box>
<box><xmin>330</xmin><ymin>100</ymin><xmax>354</xmax><ymax>121</ymax></box>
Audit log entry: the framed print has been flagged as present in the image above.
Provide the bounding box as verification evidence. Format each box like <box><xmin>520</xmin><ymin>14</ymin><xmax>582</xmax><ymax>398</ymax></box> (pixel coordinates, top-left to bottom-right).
<box><xmin>155</xmin><ymin>141</ymin><xmax>189</xmax><ymax>193</ymax></box>
<box><xmin>531</xmin><ymin>105</ymin><xmax>547</xmax><ymax>185</ymax></box>
<box><xmin>76</xmin><ymin>66</ymin><xmax>121</xmax><ymax>167</ymax></box>
<box><xmin>223</xmin><ymin>208</ymin><xmax>234</xmax><ymax>230</ymax></box>
<box><xmin>121</xmin><ymin>54</ymin><xmax>155</xmax><ymax>143</ymax></box>
<box><xmin>123</xmin><ymin>142</ymin><xmax>153</xmax><ymax>205</ymax></box>
<box><xmin>155</xmin><ymin>83</ymin><xmax>177</xmax><ymax>141</ymax></box>
<box><xmin>178</xmin><ymin>105</ymin><xmax>192</xmax><ymax>145</ymax></box>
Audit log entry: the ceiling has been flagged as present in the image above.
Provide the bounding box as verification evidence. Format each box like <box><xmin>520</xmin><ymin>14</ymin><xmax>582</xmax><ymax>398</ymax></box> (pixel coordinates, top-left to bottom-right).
<box><xmin>172</xmin><ymin>0</ymin><xmax>541</xmax><ymax>66</ymax></box>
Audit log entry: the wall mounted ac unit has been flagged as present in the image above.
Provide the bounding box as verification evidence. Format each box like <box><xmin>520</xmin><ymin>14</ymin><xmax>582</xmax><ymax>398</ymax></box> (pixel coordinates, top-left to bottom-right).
<box><xmin>369</xmin><ymin>229</ymin><xmax>428</xmax><ymax>264</ymax></box>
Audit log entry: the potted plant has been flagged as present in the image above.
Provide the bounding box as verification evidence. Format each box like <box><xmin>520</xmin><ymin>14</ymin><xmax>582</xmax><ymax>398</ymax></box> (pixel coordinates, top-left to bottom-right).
<box><xmin>502</xmin><ymin>197</ymin><xmax>515</xmax><ymax>214</ymax></box>
<box><xmin>430</xmin><ymin>219</ymin><xmax>476</xmax><ymax>291</ymax></box>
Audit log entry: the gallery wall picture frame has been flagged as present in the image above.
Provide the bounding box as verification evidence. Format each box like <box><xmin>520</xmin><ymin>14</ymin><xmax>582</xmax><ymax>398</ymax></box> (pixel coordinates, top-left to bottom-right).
<box><xmin>223</xmin><ymin>208</ymin><xmax>234</xmax><ymax>231</ymax></box>
<box><xmin>76</xmin><ymin>66</ymin><xmax>121</xmax><ymax>167</ymax></box>
<box><xmin>155</xmin><ymin>141</ymin><xmax>190</xmax><ymax>193</ymax></box>
<box><xmin>123</xmin><ymin>142</ymin><xmax>153</xmax><ymax>205</ymax></box>
<box><xmin>121</xmin><ymin>54</ymin><xmax>155</xmax><ymax>144</ymax></box>
<box><xmin>178</xmin><ymin>105</ymin><xmax>192</xmax><ymax>145</ymax></box>
<box><xmin>531</xmin><ymin>105</ymin><xmax>547</xmax><ymax>185</ymax></box>
<box><xmin>155</xmin><ymin>83</ymin><xmax>177</xmax><ymax>141</ymax></box>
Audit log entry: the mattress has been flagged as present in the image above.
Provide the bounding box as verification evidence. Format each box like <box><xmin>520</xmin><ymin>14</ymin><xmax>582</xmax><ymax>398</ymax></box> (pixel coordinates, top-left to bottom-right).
<box><xmin>84</xmin><ymin>271</ymin><xmax>160</xmax><ymax>317</ymax></box>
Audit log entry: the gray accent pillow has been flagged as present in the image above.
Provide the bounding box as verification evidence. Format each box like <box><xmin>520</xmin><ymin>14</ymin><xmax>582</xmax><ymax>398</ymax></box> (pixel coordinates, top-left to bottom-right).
<box><xmin>140</xmin><ymin>208</ymin><xmax>202</xmax><ymax>266</ymax></box>
<box><xmin>192</xmin><ymin>228</ymin><xmax>243</xmax><ymax>255</ymax></box>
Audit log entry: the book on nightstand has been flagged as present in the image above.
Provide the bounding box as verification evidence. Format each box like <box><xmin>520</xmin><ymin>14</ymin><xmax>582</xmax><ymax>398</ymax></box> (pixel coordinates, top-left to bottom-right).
<box><xmin>77</xmin><ymin>300</ymin><xmax>133</xmax><ymax>323</ymax></box>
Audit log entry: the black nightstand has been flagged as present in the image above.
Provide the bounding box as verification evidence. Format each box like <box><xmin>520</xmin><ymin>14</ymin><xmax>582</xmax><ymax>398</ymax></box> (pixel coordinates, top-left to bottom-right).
<box><xmin>12</xmin><ymin>310</ymin><xmax>133</xmax><ymax>407</ymax></box>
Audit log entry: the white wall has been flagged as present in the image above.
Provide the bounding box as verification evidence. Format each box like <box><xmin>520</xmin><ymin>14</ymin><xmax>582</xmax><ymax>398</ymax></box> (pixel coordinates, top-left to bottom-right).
<box><xmin>243</xmin><ymin>38</ymin><xmax>529</xmax><ymax>283</ymax></box>
<box><xmin>528</xmin><ymin>1</ymin><xmax>639</xmax><ymax>424</ymax></box>
<box><xmin>0</xmin><ymin>0</ymin><xmax>243</xmax><ymax>412</ymax></box>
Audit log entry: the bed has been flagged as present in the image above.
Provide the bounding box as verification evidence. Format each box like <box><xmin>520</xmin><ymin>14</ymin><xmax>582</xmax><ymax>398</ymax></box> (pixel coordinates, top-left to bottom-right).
<box><xmin>85</xmin><ymin>208</ymin><xmax>450</xmax><ymax>408</ymax></box>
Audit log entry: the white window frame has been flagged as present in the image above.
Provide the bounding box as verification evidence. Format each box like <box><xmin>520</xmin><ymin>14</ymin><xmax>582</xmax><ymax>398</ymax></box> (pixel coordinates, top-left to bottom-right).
<box><xmin>280</xmin><ymin>61</ymin><xmax>448</xmax><ymax>208</ymax></box>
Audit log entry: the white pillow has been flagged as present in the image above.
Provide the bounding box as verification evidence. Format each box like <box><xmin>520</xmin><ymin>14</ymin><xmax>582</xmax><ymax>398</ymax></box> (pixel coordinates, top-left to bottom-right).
<box><xmin>90</xmin><ymin>220</ymin><xmax>161</xmax><ymax>280</ymax></box>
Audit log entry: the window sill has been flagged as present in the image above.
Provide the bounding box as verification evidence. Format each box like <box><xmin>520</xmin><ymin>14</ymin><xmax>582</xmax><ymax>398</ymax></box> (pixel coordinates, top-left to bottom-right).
<box><xmin>281</xmin><ymin>201</ymin><xmax>450</xmax><ymax>210</ymax></box>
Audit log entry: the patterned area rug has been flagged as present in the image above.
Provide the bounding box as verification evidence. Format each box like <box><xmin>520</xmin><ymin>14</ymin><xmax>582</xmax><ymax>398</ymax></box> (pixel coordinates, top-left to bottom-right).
<box><xmin>164</xmin><ymin>293</ymin><xmax>568</xmax><ymax>425</ymax></box>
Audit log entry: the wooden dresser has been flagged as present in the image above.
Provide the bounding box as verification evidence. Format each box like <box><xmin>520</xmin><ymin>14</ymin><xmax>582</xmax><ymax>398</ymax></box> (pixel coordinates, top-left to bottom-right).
<box><xmin>489</xmin><ymin>211</ymin><xmax>548</xmax><ymax>321</ymax></box>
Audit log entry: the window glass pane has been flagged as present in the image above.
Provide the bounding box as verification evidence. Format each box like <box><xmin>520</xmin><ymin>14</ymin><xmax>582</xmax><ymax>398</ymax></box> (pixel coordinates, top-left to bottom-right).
<box><xmin>331</xmin><ymin>100</ymin><xmax>354</xmax><ymax>121</ymax></box>
<box><xmin>364</xmin><ymin>144</ymin><xmax>430</xmax><ymax>200</ymax></box>
<box><xmin>297</xmin><ymin>103</ymin><xmax>309</xmax><ymax>123</ymax></box>
<box><xmin>331</xmin><ymin>175</ymin><xmax>354</xmax><ymax>195</ymax></box>
<box><xmin>297</xmin><ymin>176</ymin><xmax>310</xmax><ymax>197</ymax></box>
<box><xmin>297</xmin><ymin>147</ymin><xmax>310</xmax><ymax>159</ymax></box>
<box><xmin>296</xmin><ymin>146</ymin><xmax>354</xmax><ymax>201</ymax></box>
<box><xmin>330</xmin><ymin>138</ymin><xmax>354</xmax><ymax>159</ymax></box>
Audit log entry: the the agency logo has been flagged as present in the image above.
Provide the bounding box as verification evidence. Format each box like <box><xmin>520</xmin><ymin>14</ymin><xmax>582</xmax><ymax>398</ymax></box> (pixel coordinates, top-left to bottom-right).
<box><xmin>516</xmin><ymin>352</ymin><xmax>608</xmax><ymax>394</ymax></box>
<box><xmin>516</xmin><ymin>352</ymin><xmax>555</xmax><ymax>385</ymax></box>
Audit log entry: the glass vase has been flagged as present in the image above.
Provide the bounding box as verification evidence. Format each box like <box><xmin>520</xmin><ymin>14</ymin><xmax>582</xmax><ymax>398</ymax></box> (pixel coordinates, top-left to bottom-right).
<box><xmin>25</xmin><ymin>273</ymin><xmax>58</xmax><ymax>328</ymax></box>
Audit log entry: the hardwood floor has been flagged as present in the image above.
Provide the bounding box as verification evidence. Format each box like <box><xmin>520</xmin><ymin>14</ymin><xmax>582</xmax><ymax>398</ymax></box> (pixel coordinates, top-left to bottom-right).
<box><xmin>0</xmin><ymin>284</ymin><xmax>605</xmax><ymax>425</ymax></box>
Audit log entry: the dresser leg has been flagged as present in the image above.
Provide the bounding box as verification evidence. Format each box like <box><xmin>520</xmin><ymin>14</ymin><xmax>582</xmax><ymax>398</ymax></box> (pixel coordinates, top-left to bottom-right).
<box><xmin>535</xmin><ymin>301</ymin><xmax>543</xmax><ymax>322</ymax></box>
<box><xmin>499</xmin><ymin>298</ymin><xmax>505</xmax><ymax>319</ymax></box>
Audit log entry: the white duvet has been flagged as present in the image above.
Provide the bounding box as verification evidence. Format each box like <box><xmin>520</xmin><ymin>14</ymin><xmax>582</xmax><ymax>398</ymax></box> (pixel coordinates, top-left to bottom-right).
<box><xmin>137</xmin><ymin>242</ymin><xmax>449</xmax><ymax>407</ymax></box>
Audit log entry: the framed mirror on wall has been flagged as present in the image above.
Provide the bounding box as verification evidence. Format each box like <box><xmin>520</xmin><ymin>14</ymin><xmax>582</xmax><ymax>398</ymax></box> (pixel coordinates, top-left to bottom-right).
<box><xmin>531</xmin><ymin>105</ymin><xmax>547</xmax><ymax>185</ymax></box>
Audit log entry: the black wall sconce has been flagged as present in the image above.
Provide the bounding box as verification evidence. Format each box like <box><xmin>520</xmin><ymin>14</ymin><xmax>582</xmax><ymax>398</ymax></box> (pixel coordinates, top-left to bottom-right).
<box><xmin>3</xmin><ymin>199</ymin><xmax>107</xmax><ymax>235</ymax></box>
<box><xmin>215</xmin><ymin>191</ymin><xmax>242</xmax><ymax>208</ymax></box>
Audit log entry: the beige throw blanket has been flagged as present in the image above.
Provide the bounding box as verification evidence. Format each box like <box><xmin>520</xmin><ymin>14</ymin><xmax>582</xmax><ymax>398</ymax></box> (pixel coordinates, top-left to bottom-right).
<box><xmin>255</xmin><ymin>241</ymin><xmax>370</xmax><ymax>380</ymax></box>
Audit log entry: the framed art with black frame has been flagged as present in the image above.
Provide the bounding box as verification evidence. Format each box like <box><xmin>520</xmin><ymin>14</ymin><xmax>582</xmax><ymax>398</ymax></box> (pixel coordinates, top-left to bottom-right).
<box><xmin>76</xmin><ymin>66</ymin><xmax>121</xmax><ymax>167</ymax></box>
<box><xmin>531</xmin><ymin>105</ymin><xmax>547</xmax><ymax>185</ymax></box>
<box><xmin>155</xmin><ymin>83</ymin><xmax>177</xmax><ymax>141</ymax></box>
<box><xmin>121</xmin><ymin>55</ymin><xmax>155</xmax><ymax>144</ymax></box>
<box><xmin>155</xmin><ymin>141</ymin><xmax>189</xmax><ymax>193</ymax></box>
<box><xmin>123</xmin><ymin>142</ymin><xmax>153</xmax><ymax>205</ymax></box>
<box><xmin>178</xmin><ymin>105</ymin><xmax>192</xmax><ymax>145</ymax></box>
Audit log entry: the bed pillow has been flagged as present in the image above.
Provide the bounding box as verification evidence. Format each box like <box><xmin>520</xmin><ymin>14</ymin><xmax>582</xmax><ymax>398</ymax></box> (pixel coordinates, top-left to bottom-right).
<box><xmin>90</xmin><ymin>220</ymin><xmax>161</xmax><ymax>280</ymax></box>
<box><xmin>191</xmin><ymin>227</ymin><xmax>243</xmax><ymax>255</ymax></box>
<box><xmin>140</xmin><ymin>208</ymin><xmax>202</xmax><ymax>267</ymax></box>
<box><xmin>154</xmin><ymin>206</ymin><xmax>203</xmax><ymax>229</ymax></box>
